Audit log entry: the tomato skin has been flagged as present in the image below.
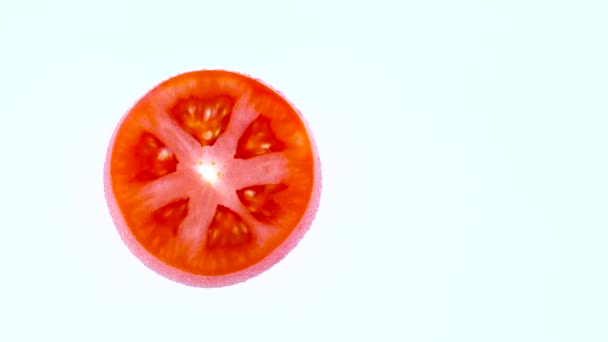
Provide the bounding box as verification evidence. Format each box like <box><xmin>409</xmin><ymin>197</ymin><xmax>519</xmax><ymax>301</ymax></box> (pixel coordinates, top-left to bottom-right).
<box><xmin>103</xmin><ymin>70</ymin><xmax>321</xmax><ymax>287</ymax></box>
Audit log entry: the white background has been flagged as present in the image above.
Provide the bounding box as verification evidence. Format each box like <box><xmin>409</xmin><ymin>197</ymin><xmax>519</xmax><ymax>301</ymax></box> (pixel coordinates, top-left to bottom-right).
<box><xmin>1</xmin><ymin>0</ymin><xmax>607</xmax><ymax>341</ymax></box>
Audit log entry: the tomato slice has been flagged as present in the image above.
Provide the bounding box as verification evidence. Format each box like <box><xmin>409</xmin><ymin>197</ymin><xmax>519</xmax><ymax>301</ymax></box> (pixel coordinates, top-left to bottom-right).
<box><xmin>104</xmin><ymin>70</ymin><xmax>321</xmax><ymax>287</ymax></box>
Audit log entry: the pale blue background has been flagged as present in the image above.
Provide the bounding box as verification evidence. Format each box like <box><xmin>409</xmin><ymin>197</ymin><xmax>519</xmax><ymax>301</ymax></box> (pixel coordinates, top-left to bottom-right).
<box><xmin>1</xmin><ymin>0</ymin><xmax>607</xmax><ymax>341</ymax></box>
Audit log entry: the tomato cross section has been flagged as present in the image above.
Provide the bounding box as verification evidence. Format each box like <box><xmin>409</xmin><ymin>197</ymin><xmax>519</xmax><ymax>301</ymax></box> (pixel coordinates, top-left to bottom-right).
<box><xmin>104</xmin><ymin>70</ymin><xmax>321</xmax><ymax>287</ymax></box>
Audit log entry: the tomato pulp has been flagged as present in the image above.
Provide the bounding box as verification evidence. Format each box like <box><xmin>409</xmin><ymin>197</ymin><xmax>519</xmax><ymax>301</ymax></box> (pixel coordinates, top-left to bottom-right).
<box><xmin>103</xmin><ymin>70</ymin><xmax>321</xmax><ymax>287</ymax></box>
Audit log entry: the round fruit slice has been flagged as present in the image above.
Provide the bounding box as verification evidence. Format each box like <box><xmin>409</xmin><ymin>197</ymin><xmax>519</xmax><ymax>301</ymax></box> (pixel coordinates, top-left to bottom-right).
<box><xmin>103</xmin><ymin>70</ymin><xmax>321</xmax><ymax>287</ymax></box>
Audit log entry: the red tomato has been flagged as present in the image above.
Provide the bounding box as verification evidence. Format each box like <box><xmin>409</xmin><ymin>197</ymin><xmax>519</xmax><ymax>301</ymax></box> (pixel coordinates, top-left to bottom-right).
<box><xmin>103</xmin><ymin>70</ymin><xmax>321</xmax><ymax>287</ymax></box>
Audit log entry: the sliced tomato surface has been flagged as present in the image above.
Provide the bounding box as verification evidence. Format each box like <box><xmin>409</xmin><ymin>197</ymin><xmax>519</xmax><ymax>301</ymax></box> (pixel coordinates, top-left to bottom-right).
<box><xmin>104</xmin><ymin>70</ymin><xmax>321</xmax><ymax>287</ymax></box>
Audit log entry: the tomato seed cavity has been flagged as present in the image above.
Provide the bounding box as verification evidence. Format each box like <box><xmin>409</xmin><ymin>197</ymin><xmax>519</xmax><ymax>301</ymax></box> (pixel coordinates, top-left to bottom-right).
<box><xmin>207</xmin><ymin>205</ymin><xmax>253</xmax><ymax>249</ymax></box>
<box><xmin>235</xmin><ymin>115</ymin><xmax>286</xmax><ymax>159</ymax></box>
<box><xmin>133</xmin><ymin>131</ymin><xmax>178</xmax><ymax>182</ymax></box>
<box><xmin>153</xmin><ymin>198</ymin><xmax>190</xmax><ymax>235</ymax></box>
<box><xmin>170</xmin><ymin>95</ymin><xmax>234</xmax><ymax>147</ymax></box>
<box><xmin>237</xmin><ymin>184</ymin><xmax>288</xmax><ymax>223</ymax></box>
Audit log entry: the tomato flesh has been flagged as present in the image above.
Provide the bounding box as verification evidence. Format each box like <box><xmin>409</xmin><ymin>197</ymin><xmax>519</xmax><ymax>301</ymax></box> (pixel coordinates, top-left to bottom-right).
<box><xmin>104</xmin><ymin>70</ymin><xmax>321</xmax><ymax>287</ymax></box>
